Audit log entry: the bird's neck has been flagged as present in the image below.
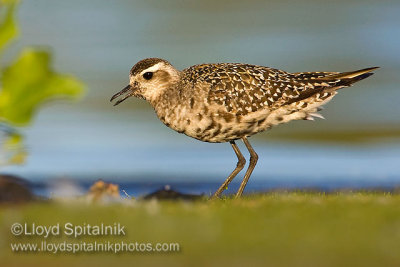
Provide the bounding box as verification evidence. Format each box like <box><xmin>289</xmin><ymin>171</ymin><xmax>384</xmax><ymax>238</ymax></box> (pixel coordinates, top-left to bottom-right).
<box><xmin>149</xmin><ymin>82</ymin><xmax>179</xmax><ymax>116</ymax></box>
<box><xmin>150</xmin><ymin>81</ymin><xmax>189</xmax><ymax>131</ymax></box>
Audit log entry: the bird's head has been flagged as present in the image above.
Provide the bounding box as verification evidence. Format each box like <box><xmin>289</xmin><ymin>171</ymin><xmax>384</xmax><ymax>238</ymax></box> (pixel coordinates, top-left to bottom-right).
<box><xmin>110</xmin><ymin>58</ymin><xmax>181</xmax><ymax>106</ymax></box>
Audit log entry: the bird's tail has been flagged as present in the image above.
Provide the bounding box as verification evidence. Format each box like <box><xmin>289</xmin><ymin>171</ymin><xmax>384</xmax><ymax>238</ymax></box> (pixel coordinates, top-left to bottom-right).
<box><xmin>325</xmin><ymin>67</ymin><xmax>379</xmax><ymax>87</ymax></box>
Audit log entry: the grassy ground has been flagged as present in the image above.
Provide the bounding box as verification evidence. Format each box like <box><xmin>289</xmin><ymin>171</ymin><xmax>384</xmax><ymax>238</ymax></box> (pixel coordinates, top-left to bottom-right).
<box><xmin>1</xmin><ymin>192</ymin><xmax>400</xmax><ymax>266</ymax></box>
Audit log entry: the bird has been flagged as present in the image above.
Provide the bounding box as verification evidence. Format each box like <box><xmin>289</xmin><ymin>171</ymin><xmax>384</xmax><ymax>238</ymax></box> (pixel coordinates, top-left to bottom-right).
<box><xmin>110</xmin><ymin>58</ymin><xmax>378</xmax><ymax>198</ymax></box>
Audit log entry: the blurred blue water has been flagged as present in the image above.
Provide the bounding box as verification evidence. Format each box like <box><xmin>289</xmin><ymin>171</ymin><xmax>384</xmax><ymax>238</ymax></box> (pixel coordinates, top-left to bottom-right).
<box><xmin>3</xmin><ymin>106</ymin><xmax>400</xmax><ymax>195</ymax></box>
<box><xmin>13</xmin><ymin>0</ymin><xmax>400</xmax><ymax>125</ymax></box>
<box><xmin>2</xmin><ymin>0</ymin><xmax>400</xmax><ymax>193</ymax></box>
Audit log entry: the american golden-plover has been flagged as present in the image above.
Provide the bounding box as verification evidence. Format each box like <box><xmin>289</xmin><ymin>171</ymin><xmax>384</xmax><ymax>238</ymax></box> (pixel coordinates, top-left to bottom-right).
<box><xmin>110</xmin><ymin>58</ymin><xmax>378</xmax><ymax>198</ymax></box>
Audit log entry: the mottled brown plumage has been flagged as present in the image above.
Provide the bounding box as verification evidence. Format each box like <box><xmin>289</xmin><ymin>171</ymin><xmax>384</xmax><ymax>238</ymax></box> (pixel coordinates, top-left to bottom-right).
<box><xmin>111</xmin><ymin>58</ymin><xmax>378</xmax><ymax>198</ymax></box>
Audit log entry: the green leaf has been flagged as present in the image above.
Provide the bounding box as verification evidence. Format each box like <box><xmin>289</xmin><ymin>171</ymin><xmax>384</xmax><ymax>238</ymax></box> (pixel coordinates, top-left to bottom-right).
<box><xmin>1</xmin><ymin>131</ymin><xmax>26</xmax><ymax>165</ymax></box>
<box><xmin>0</xmin><ymin>0</ymin><xmax>18</xmax><ymax>56</ymax></box>
<box><xmin>0</xmin><ymin>0</ymin><xmax>84</xmax><ymax>167</ymax></box>
<box><xmin>0</xmin><ymin>124</ymin><xmax>25</xmax><ymax>165</ymax></box>
<box><xmin>0</xmin><ymin>49</ymin><xmax>85</xmax><ymax>125</ymax></box>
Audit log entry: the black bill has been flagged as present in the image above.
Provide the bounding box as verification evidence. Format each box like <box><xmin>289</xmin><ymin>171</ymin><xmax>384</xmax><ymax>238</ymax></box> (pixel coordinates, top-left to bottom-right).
<box><xmin>110</xmin><ymin>85</ymin><xmax>134</xmax><ymax>106</ymax></box>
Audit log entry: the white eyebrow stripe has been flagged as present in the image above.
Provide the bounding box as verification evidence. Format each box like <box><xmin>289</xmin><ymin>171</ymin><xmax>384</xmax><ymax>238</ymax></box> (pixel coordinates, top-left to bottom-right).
<box><xmin>140</xmin><ymin>63</ymin><xmax>164</xmax><ymax>75</ymax></box>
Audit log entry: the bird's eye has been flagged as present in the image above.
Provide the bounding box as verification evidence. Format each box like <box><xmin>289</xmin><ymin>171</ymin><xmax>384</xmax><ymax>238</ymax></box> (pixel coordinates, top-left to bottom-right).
<box><xmin>143</xmin><ymin>72</ymin><xmax>153</xmax><ymax>80</ymax></box>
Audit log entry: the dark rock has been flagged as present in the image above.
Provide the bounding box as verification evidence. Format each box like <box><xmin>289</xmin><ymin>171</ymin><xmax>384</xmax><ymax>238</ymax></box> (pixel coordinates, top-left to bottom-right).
<box><xmin>0</xmin><ymin>174</ymin><xmax>34</xmax><ymax>204</ymax></box>
<box><xmin>142</xmin><ymin>185</ymin><xmax>203</xmax><ymax>201</ymax></box>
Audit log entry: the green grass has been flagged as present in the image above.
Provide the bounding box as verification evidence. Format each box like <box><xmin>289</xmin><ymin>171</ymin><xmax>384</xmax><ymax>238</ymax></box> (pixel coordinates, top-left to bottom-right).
<box><xmin>1</xmin><ymin>193</ymin><xmax>400</xmax><ymax>266</ymax></box>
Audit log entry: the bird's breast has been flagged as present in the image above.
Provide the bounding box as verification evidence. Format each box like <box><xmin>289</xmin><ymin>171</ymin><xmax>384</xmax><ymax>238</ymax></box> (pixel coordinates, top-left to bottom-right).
<box><xmin>156</xmin><ymin>103</ymin><xmax>271</xmax><ymax>143</ymax></box>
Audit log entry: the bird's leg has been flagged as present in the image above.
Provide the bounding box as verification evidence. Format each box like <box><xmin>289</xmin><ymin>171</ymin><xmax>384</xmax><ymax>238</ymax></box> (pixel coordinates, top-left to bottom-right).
<box><xmin>212</xmin><ymin>140</ymin><xmax>246</xmax><ymax>199</ymax></box>
<box><xmin>236</xmin><ymin>137</ymin><xmax>258</xmax><ymax>198</ymax></box>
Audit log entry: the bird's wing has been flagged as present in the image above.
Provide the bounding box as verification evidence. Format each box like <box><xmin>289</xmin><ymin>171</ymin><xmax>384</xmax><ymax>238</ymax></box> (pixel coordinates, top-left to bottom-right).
<box><xmin>198</xmin><ymin>63</ymin><xmax>325</xmax><ymax>115</ymax></box>
<box><xmin>201</xmin><ymin>64</ymin><xmax>377</xmax><ymax>115</ymax></box>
